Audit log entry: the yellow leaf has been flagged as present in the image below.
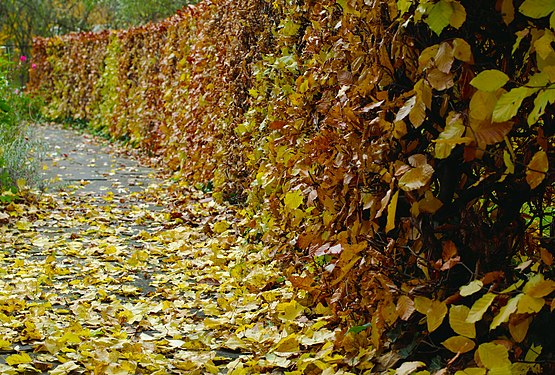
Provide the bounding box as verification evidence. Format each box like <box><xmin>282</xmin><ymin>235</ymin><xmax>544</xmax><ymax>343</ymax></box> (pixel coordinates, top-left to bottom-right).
<box><xmin>470</xmin><ymin>70</ymin><xmax>510</xmax><ymax>92</ymax></box>
<box><xmin>15</xmin><ymin>220</ymin><xmax>32</xmax><ymax>231</ymax></box>
<box><xmin>485</xmin><ymin>368</ymin><xmax>512</xmax><ymax>375</ymax></box>
<box><xmin>5</xmin><ymin>352</ymin><xmax>32</xmax><ymax>366</ymax></box>
<box><xmin>284</xmin><ymin>190</ymin><xmax>304</xmax><ymax>210</ymax></box>
<box><xmin>435</xmin><ymin>111</ymin><xmax>466</xmax><ymax>159</ymax></box>
<box><xmin>274</xmin><ymin>334</ymin><xmax>299</xmax><ymax>353</ymax></box>
<box><xmin>525</xmin><ymin>344</ymin><xmax>542</xmax><ymax>362</ymax></box>
<box><xmin>415</xmin><ymin>79</ymin><xmax>433</xmax><ymax>109</ymax></box>
<box><xmin>385</xmin><ymin>191</ymin><xmax>399</xmax><ymax>233</ymax></box>
<box><xmin>519</xmin><ymin>0</ymin><xmax>555</xmax><ymax>18</ymax></box>
<box><xmin>409</xmin><ymin>98</ymin><xmax>427</xmax><ymax>127</ymax></box>
<box><xmin>213</xmin><ymin>220</ymin><xmax>230</xmax><ymax>234</ymax></box>
<box><xmin>224</xmin><ymin>335</ymin><xmax>248</xmax><ymax>350</ymax></box>
<box><xmin>16</xmin><ymin>178</ymin><xmax>26</xmax><ymax>191</ymax></box>
<box><xmin>449</xmin><ymin>1</ymin><xmax>467</xmax><ymax>28</ymax></box>
<box><xmin>526</xmin><ymin>150</ymin><xmax>549</xmax><ymax>189</ymax></box>
<box><xmin>419</xmin><ymin>45</ymin><xmax>439</xmax><ymax>72</ymax></box>
<box><xmin>500</xmin><ymin>279</ymin><xmax>524</xmax><ymax>294</ymax></box>
<box><xmin>534</xmin><ymin>30</ymin><xmax>555</xmax><ymax>60</ymax></box>
<box><xmin>203</xmin><ymin>317</ymin><xmax>222</xmax><ymax>329</ymax></box>
<box><xmin>44</xmin><ymin>337</ymin><xmax>64</xmax><ymax>355</ymax></box>
<box><xmin>394</xmin><ymin>120</ymin><xmax>408</xmax><ymax>139</ymax></box>
<box><xmin>460</xmin><ymin>280</ymin><xmax>483</xmax><ymax>297</ymax></box>
<box><xmin>470</xmin><ymin>90</ymin><xmax>500</xmax><ymax>122</ymax></box>
<box><xmin>382</xmin><ymin>299</ymin><xmax>399</xmax><ymax>325</ymax></box>
<box><xmin>509</xmin><ymin>317</ymin><xmax>532</xmax><ymax>343</ymax></box>
<box><xmin>442</xmin><ymin>336</ymin><xmax>475</xmax><ymax>353</ymax></box>
<box><xmin>415</xmin><ymin>297</ymin><xmax>447</xmax><ymax>332</ymax></box>
<box><xmin>455</xmin><ymin>368</ymin><xmax>486</xmax><ymax>375</ymax></box>
<box><xmin>399</xmin><ymin>165</ymin><xmax>434</xmax><ymax>191</ymax></box>
<box><xmin>398</xmin><ymin>0</ymin><xmax>412</xmax><ymax>15</ymax></box>
<box><xmin>466</xmin><ymin>293</ymin><xmax>496</xmax><ymax>323</ymax></box>
<box><xmin>528</xmin><ymin>84</ymin><xmax>555</xmax><ymax>124</ymax></box>
<box><xmin>503</xmin><ymin>150</ymin><xmax>514</xmax><ymax>175</ymax></box>
<box><xmin>313</xmin><ymin>303</ymin><xmax>332</xmax><ymax>315</ymax></box>
<box><xmin>414</xmin><ymin>296</ymin><xmax>432</xmax><ymax>314</ymax></box>
<box><xmin>204</xmin><ymin>361</ymin><xmax>220</xmax><ymax>374</ymax></box>
<box><xmin>299</xmin><ymin>327</ymin><xmax>336</xmax><ymax>346</ymax></box>
<box><xmin>490</xmin><ymin>294</ymin><xmax>521</xmax><ymax>330</ymax></box>
<box><xmin>396</xmin><ymin>96</ymin><xmax>417</xmax><ymax>122</ymax></box>
<box><xmin>277</xmin><ymin>300</ymin><xmax>305</xmax><ymax>322</ymax></box>
<box><xmin>0</xmin><ymin>339</ymin><xmax>11</xmax><ymax>350</ymax></box>
<box><xmin>517</xmin><ymin>294</ymin><xmax>545</xmax><ymax>314</ymax></box>
<box><xmin>476</xmin><ymin>342</ymin><xmax>511</xmax><ymax>369</ymax></box>
<box><xmin>331</xmin><ymin>255</ymin><xmax>361</xmax><ymax>286</ymax></box>
<box><xmin>492</xmin><ymin>87</ymin><xmax>531</xmax><ymax>123</ymax></box>
<box><xmin>524</xmin><ymin>274</ymin><xmax>555</xmax><ymax>298</ymax></box>
<box><xmin>453</xmin><ymin>38</ymin><xmax>472</xmax><ymax>62</ymax></box>
<box><xmin>418</xmin><ymin>190</ymin><xmax>443</xmax><ymax>214</ymax></box>
<box><xmin>449</xmin><ymin>305</ymin><xmax>476</xmax><ymax>338</ymax></box>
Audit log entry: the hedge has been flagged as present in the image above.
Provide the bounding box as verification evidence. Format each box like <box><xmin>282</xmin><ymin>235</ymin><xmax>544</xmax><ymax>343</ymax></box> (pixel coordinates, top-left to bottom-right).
<box><xmin>30</xmin><ymin>0</ymin><xmax>554</xmax><ymax>371</ymax></box>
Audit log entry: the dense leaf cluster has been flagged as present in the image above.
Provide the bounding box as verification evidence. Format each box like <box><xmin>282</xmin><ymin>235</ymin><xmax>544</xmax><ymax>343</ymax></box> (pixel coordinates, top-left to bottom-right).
<box><xmin>30</xmin><ymin>0</ymin><xmax>554</xmax><ymax>371</ymax></box>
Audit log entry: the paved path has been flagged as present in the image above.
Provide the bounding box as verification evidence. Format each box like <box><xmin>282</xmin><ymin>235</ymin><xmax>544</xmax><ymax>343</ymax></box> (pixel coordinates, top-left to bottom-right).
<box><xmin>0</xmin><ymin>124</ymin><xmax>266</xmax><ymax>374</ymax></box>
<box><xmin>35</xmin><ymin>124</ymin><xmax>160</xmax><ymax>195</ymax></box>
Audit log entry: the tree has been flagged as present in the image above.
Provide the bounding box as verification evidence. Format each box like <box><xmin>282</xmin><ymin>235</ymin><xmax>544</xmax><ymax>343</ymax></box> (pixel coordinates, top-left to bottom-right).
<box><xmin>103</xmin><ymin>0</ymin><xmax>196</xmax><ymax>28</ymax></box>
<box><xmin>0</xmin><ymin>0</ymin><xmax>111</xmax><ymax>61</ymax></box>
<box><xmin>0</xmin><ymin>0</ymin><xmax>195</xmax><ymax>68</ymax></box>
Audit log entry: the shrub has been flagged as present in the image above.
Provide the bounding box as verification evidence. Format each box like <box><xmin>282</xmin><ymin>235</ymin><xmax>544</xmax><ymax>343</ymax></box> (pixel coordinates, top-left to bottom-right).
<box><xmin>0</xmin><ymin>56</ymin><xmax>43</xmax><ymax>192</ymax></box>
<box><xmin>30</xmin><ymin>0</ymin><xmax>554</xmax><ymax>370</ymax></box>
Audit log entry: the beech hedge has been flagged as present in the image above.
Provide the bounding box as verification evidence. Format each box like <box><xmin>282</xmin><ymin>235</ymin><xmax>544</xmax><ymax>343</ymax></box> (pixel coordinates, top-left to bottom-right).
<box><xmin>30</xmin><ymin>0</ymin><xmax>554</xmax><ymax>370</ymax></box>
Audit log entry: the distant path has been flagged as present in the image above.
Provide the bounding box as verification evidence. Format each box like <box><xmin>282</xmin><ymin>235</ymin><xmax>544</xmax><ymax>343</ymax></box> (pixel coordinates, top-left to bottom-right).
<box><xmin>35</xmin><ymin>124</ymin><xmax>160</xmax><ymax>195</ymax></box>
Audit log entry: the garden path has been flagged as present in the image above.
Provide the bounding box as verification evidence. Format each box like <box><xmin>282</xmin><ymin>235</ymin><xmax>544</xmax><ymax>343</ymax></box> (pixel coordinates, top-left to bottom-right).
<box><xmin>0</xmin><ymin>124</ymin><xmax>310</xmax><ymax>374</ymax></box>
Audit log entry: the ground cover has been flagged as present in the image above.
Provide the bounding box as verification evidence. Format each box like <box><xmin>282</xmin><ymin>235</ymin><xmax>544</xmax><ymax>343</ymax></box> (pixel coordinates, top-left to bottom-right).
<box><xmin>0</xmin><ymin>125</ymin><xmax>379</xmax><ymax>375</ymax></box>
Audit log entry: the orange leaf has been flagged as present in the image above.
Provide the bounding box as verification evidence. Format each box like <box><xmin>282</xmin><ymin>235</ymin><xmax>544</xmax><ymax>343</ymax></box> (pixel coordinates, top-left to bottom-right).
<box><xmin>442</xmin><ymin>241</ymin><xmax>458</xmax><ymax>261</ymax></box>
<box><xmin>427</xmin><ymin>68</ymin><xmax>454</xmax><ymax>91</ymax></box>
<box><xmin>396</xmin><ymin>295</ymin><xmax>415</xmax><ymax>321</ymax></box>
<box><xmin>288</xmin><ymin>276</ymin><xmax>315</xmax><ymax>292</ymax></box>
<box><xmin>471</xmin><ymin>120</ymin><xmax>514</xmax><ymax>146</ymax></box>
<box><xmin>526</xmin><ymin>150</ymin><xmax>548</xmax><ymax>189</ymax></box>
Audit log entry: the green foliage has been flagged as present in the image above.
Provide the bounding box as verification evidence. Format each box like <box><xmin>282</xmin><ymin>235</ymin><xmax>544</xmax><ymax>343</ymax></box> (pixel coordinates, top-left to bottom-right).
<box><xmin>105</xmin><ymin>0</ymin><xmax>196</xmax><ymax>27</ymax></box>
<box><xmin>29</xmin><ymin>0</ymin><xmax>554</xmax><ymax>371</ymax></box>
<box><xmin>0</xmin><ymin>56</ymin><xmax>43</xmax><ymax>191</ymax></box>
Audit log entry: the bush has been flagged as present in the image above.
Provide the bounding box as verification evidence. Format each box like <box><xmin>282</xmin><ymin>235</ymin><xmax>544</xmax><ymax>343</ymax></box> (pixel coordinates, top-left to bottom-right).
<box><xmin>30</xmin><ymin>0</ymin><xmax>554</xmax><ymax>371</ymax></box>
<box><xmin>0</xmin><ymin>56</ymin><xmax>44</xmax><ymax>192</ymax></box>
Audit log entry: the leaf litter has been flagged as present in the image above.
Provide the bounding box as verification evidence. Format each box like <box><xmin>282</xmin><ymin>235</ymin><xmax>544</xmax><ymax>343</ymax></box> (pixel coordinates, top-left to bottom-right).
<box><xmin>0</xmin><ymin>153</ymin><xmax>362</xmax><ymax>374</ymax></box>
